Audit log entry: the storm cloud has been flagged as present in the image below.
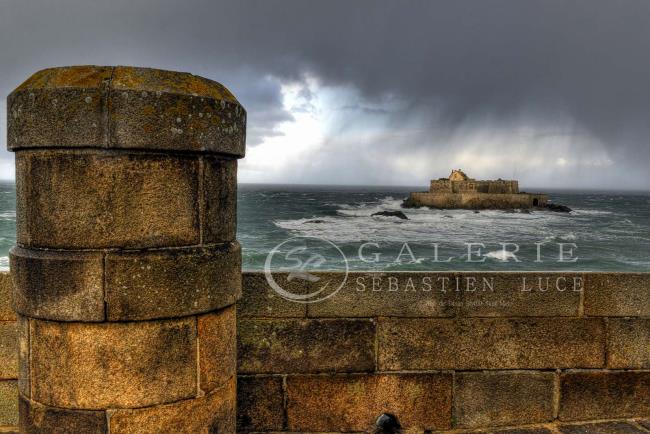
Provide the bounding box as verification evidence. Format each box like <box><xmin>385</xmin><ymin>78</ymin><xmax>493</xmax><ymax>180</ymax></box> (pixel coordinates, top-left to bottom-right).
<box><xmin>1</xmin><ymin>0</ymin><xmax>649</xmax><ymax>188</ymax></box>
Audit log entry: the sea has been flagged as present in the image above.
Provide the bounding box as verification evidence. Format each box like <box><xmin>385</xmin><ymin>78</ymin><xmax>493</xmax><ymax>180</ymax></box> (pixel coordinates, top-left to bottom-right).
<box><xmin>0</xmin><ymin>182</ymin><xmax>649</xmax><ymax>272</ymax></box>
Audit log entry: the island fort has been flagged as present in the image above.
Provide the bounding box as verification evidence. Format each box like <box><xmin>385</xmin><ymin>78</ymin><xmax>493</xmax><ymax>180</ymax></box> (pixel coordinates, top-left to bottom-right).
<box><xmin>403</xmin><ymin>169</ymin><xmax>548</xmax><ymax>209</ymax></box>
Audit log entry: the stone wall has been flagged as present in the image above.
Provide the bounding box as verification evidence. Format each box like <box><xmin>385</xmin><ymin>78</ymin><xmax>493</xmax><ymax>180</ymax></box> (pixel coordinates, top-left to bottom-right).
<box><xmin>0</xmin><ymin>271</ymin><xmax>649</xmax><ymax>432</ymax></box>
<box><xmin>236</xmin><ymin>271</ymin><xmax>650</xmax><ymax>433</ymax></box>
<box><xmin>429</xmin><ymin>179</ymin><xmax>519</xmax><ymax>194</ymax></box>
<box><xmin>0</xmin><ymin>273</ymin><xmax>17</xmax><ymax>432</ymax></box>
<box><xmin>408</xmin><ymin>191</ymin><xmax>547</xmax><ymax>209</ymax></box>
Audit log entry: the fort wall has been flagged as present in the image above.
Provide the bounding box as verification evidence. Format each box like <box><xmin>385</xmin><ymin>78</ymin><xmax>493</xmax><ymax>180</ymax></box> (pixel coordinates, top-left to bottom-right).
<box><xmin>409</xmin><ymin>191</ymin><xmax>548</xmax><ymax>209</ymax></box>
<box><xmin>414</xmin><ymin>171</ymin><xmax>545</xmax><ymax>209</ymax></box>
<box><xmin>0</xmin><ymin>271</ymin><xmax>648</xmax><ymax>432</ymax></box>
<box><xmin>430</xmin><ymin>179</ymin><xmax>519</xmax><ymax>194</ymax></box>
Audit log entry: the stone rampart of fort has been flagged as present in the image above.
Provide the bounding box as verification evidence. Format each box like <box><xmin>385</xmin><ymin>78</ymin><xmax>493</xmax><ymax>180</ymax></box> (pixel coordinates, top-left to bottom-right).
<box><xmin>407</xmin><ymin>191</ymin><xmax>548</xmax><ymax>209</ymax></box>
<box><xmin>0</xmin><ymin>271</ymin><xmax>649</xmax><ymax>433</ymax></box>
<box><xmin>430</xmin><ymin>179</ymin><xmax>519</xmax><ymax>194</ymax></box>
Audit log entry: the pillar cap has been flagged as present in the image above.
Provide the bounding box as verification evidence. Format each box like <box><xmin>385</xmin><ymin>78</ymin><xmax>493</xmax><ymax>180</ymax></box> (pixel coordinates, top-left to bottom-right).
<box><xmin>8</xmin><ymin>66</ymin><xmax>246</xmax><ymax>157</ymax></box>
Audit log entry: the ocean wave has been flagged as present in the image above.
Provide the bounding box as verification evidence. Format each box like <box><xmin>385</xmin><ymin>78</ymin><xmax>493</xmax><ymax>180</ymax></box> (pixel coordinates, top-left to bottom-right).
<box><xmin>571</xmin><ymin>209</ymin><xmax>614</xmax><ymax>216</ymax></box>
<box><xmin>484</xmin><ymin>250</ymin><xmax>519</xmax><ymax>261</ymax></box>
<box><xmin>274</xmin><ymin>196</ymin><xmax>567</xmax><ymax>244</ymax></box>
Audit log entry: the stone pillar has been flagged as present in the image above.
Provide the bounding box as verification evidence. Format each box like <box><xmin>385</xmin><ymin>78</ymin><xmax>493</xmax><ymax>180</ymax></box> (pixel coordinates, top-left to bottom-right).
<box><xmin>7</xmin><ymin>66</ymin><xmax>245</xmax><ymax>433</ymax></box>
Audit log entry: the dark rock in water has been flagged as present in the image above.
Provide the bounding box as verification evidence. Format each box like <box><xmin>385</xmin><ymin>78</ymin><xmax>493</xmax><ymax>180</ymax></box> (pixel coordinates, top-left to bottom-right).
<box><xmin>401</xmin><ymin>197</ymin><xmax>419</xmax><ymax>208</ymax></box>
<box><xmin>305</xmin><ymin>219</ymin><xmax>326</xmax><ymax>223</ymax></box>
<box><xmin>520</xmin><ymin>209</ymin><xmax>531</xmax><ymax>214</ymax></box>
<box><xmin>544</xmin><ymin>203</ymin><xmax>572</xmax><ymax>213</ymax></box>
<box><xmin>473</xmin><ymin>210</ymin><xmax>480</xmax><ymax>214</ymax></box>
<box><xmin>375</xmin><ymin>413</ymin><xmax>402</xmax><ymax>434</ymax></box>
<box><xmin>372</xmin><ymin>210</ymin><xmax>408</xmax><ymax>220</ymax></box>
<box><xmin>504</xmin><ymin>209</ymin><xmax>516</xmax><ymax>214</ymax></box>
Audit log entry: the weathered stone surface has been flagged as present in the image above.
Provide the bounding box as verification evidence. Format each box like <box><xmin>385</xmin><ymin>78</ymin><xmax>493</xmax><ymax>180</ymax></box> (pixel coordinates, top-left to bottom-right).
<box><xmin>198</xmin><ymin>306</ymin><xmax>236</xmax><ymax>393</ymax></box>
<box><xmin>286</xmin><ymin>373</ymin><xmax>452</xmax><ymax>432</ymax></box>
<box><xmin>19</xmin><ymin>394</ymin><xmax>106</xmax><ymax>434</ymax></box>
<box><xmin>17</xmin><ymin>316</ymin><xmax>28</xmax><ymax>398</ymax></box>
<box><xmin>307</xmin><ymin>272</ymin><xmax>459</xmax><ymax>318</ymax></box>
<box><xmin>0</xmin><ymin>381</ymin><xmax>17</xmax><ymax>426</ymax></box>
<box><xmin>30</xmin><ymin>317</ymin><xmax>197</xmax><ymax>409</ymax></box>
<box><xmin>607</xmin><ymin>318</ymin><xmax>650</xmax><ymax>369</ymax></box>
<box><xmin>7</xmin><ymin>66</ymin><xmax>112</xmax><ymax>149</ymax></box>
<box><xmin>487</xmin><ymin>428</ymin><xmax>554</xmax><ymax>434</ymax></box>
<box><xmin>108</xmin><ymin>376</ymin><xmax>235</xmax><ymax>434</ymax></box>
<box><xmin>0</xmin><ymin>273</ymin><xmax>15</xmax><ymax>321</ymax></box>
<box><xmin>8</xmin><ymin>66</ymin><xmax>245</xmax><ymax>157</ymax></box>
<box><xmin>454</xmin><ymin>371</ymin><xmax>555</xmax><ymax>428</ymax></box>
<box><xmin>557</xmin><ymin>421</ymin><xmax>648</xmax><ymax>433</ymax></box>
<box><xmin>10</xmin><ymin>247</ymin><xmax>104</xmax><ymax>321</ymax></box>
<box><xmin>237</xmin><ymin>375</ymin><xmax>284</xmax><ymax>432</ymax></box>
<box><xmin>378</xmin><ymin>318</ymin><xmax>605</xmax><ymax>370</ymax></box>
<box><xmin>0</xmin><ymin>322</ymin><xmax>17</xmax><ymax>380</ymax></box>
<box><xmin>584</xmin><ymin>273</ymin><xmax>650</xmax><ymax>316</ymax></box>
<box><xmin>110</xmin><ymin>66</ymin><xmax>245</xmax><ymax>156</ymax></box>
<box><xmin>239</xmin><ymin>273</ymin><xmax>306</xmax><ymax>318</ymax></box>
<box><xmin>458</xmin><ymin>272</ymin><xmax>583</xmax><ymax>317</ymax></box>
<box><xmin>559</xmin><ymin>371</ymin><xmax>650</xmax><ymax>421</ymax></box>
<box><xmin>238</xmin><ymin>318</ymin><xmax>376</xmax><ymax>374</ymax></box>
<box><xmin>16</xmin><ymin>150</ymin><xmax>200</xmax><ymax>249</ymax></box>
<box><xmin>105</xmin><ymin>243</ymin><xmax>241</xmax><ymax>321</ymax></box>
<box><xmin>203</xmin><ymin>157</ymin><xmax>238</xmax><ymax>243</ymax></box>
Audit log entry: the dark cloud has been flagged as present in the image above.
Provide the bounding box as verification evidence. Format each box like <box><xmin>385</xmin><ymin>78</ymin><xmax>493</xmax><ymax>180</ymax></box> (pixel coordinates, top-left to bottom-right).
<box><xmin>1</xmin><ymin>0</ymin><xmax>649</xmax><ymax>187</ymax></box>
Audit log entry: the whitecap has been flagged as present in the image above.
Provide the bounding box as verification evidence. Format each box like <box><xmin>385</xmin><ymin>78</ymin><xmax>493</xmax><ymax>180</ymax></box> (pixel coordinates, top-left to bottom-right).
<box><xmin>485</xmin><ymin>250</ymin><xmax>519</xmax><ymax>261</ymax></box>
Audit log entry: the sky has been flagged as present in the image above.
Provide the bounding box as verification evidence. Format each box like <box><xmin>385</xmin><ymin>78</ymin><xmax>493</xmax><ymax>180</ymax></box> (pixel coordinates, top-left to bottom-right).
<box><xmin>1</xmin><ymin>0</ymin><xmax>650</xmax><ymax>189</ymax></box>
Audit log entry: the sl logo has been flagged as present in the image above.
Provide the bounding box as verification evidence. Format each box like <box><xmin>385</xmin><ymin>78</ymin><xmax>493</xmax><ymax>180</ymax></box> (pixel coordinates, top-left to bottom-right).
<box><xmin>264</xmin><ymin>236</ymin><xmax>348</xmax><ymax>303</ymax></box>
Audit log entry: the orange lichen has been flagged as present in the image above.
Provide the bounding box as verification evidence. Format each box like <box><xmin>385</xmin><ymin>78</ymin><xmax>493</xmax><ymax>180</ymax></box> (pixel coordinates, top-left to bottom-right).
<box><xmin>15</xmin><ymin>66</ymin><xmax>111</xmax><ymax>90</ymax></box>
<box><xmin>15</xmin><ymin>66</ymin><xmax>240</xmax><ymax>106</ymax></box>
<box><xmin>111</xmin><ymin>66</ymin><xmax>239</xmax><ymax>104</ymax></box>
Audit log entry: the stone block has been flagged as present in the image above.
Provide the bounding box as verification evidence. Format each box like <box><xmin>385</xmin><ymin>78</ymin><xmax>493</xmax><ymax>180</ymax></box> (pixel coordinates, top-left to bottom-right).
<box><xmin>30</xmin><ymin>317</ymin><xmax>197</xmax><ymax>409</ymax></box>
<box><xmin>0</xmin><ymin>323</ymin><xmax>17</xmax><ymax>380</ymax></box>
<box><xmin>485</xmin><ymin>428</ymin><xmax>554</xmax><ymax>434</ymax></box>
<box><xmin>198</xmin><ymin>306</ymin><xmax>236</xmax><ymax>393</ymax></box>
<box><xmin>17</xmin><ymin>317</ymin><xmax>28</xmax><ymax>398</ymax></box>
<box><xmin>16</xmin><ymin>150</ymin><xmax>201</xmax><ymax>249</ymax></box>
<box><xmin>203</xmin><ymin>157</ymin><xmax>237</xmax><ymax>243</ymax></box>
<box><xmin>286</xmin><ymin>373</ymin><xmax>452</xmax><ymax>432</ymax></box>
<box><xmin>557</xmin><ymin>421</ymin><xmax>648</xmax><ymax>433</ymax></box>
<box><xmin>108</xmin><ymin>375</ymin><xmax>235</xmax><ymax>434</ymax></box>
<box><xmin>559</xmin><ymin>371</ymin><xmax>650</xmax><ymax>421</ymax></box>
<box><xmin>238</xmin><ymin>273</ymin><xmax>306</xmax><ymax>318</ymax></box>
<box><xmin>0</xmin><ymin>381</ymin><xmax>17</xmax><ymax>427</ymax></box>
<box><xmin>237</xmin><ymin>375</ymin><xmax>285</xmax><ymax>432</ymax></box>
<box><xmin>458</xmin><ymin>272</ymin><xmax>582</xmax><ymax>317</ymax></box>
<box><xmin>238</xmin><ymin>318</ymin><xmax>375</xmax><ymax>374</ymax></box>
<box><xmin>0</xmin><ymin>274</ymin><xmax>15</xmax><ymax>321</ymax></box>
<box><xmin>607</xmin><ymin>318</ymin><xmax>650</xmax><ymax>369</ymax></box>
<box><xmin>105</xmin><ymin>243</ymin><xmax>241</xmax><ymax>321</ymax></box>
<box><xmin>19</xmin><ymin>394</ymin><xmax>106</xmax><ymax>434</ymax></box>
<box><xmin>10</xmin><ymin>247</ymin><xmax>104</xmax><ymax>321</ymax></box>
<box><xmin>378</xmin><ymin>318</ymin><xmax>605</xmax><ymax>370</ymax></box>
<box><xmin>8</xmin><ymin>66</ymin><xmax>246</xmax><ymax>157</ymax></box>
<box><xmin>584</xmin><ymin>273</ymin><xmax>650</xmax><ymax>316</ymax></box>
<box><xmin>7</xmin><ymin>66</ymin><xmax>112</xmax><ymax>149</ymax></box>
<box><xmin>454</xmin><ymin>371</ymin><xmax>555</xmax><ymax>428</ymax></box>
<box><xmin>307</xmin><ymin>272</ymin><xmax>459</xmax><ymax>318</ymax></box>
<box><xmin>109</xmin><ymin>66</ymin><xmax>245</xmax><ymax>156</ymax></box>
